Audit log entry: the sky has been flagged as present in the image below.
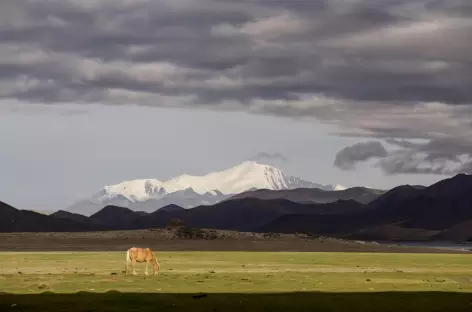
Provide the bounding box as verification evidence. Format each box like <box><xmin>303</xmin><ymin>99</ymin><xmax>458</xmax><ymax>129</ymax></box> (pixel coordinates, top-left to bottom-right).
<box><xmin>1</xmin><ymin>0</ymin><xmax>471</xmax><ymax>211</ymax></box>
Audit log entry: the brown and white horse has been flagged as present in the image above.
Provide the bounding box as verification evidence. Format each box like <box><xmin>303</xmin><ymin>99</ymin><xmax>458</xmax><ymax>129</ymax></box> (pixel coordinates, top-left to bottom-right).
<box><xmin>125</xmin><ymin>247</ymin><xmax>160</xmax><ymax>276</ymax></box>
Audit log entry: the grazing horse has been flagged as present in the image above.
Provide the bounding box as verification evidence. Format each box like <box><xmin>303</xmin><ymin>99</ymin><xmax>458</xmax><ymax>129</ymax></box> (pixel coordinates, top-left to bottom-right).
<box><xmin>125</xmin><ymin>247</ymin><xmax>160</xmax><ymax>276</ymax></box>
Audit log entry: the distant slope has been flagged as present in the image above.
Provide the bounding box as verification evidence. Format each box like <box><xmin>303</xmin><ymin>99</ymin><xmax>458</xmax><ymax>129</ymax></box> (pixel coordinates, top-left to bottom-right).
<box><xmin>88</xmin><ymin>206</ymin><xmax>148</xmax><ymax>230</ymax></box>
<box><xmin>259</xmin><ymin>174</ymin><xmax>472</xmax><ymax>241</ymax></box>
<box><xmin>0</xmin><ymin>201</ymin><xmax>93</xmax><ymax>232</ymax></box>
<box><xmin>50</xmin><ymin>210</ymin><xmax>89</xmax><ymax>223</ymax></box>
<box><xmin>158</xmin><ymin>204</ymin><xmax>186</xmax><ymax>213</ymax></box>
<box><xmin>434</xmin><ymin>221</ymin><xmax>472</xmax><ymax>241</ymax></box>
<box><xmin>67</xmin><ymin>187</ymin><xmax>231</xmax><ymax>216</ymax></box>
<box><xmin>92</xmin><ymin>198</ymin><xmax>365</xmax><ymax>232</ymax></box>
<box><xmin>225</xmin><ymin>186</ymin><xmax>385</xmax><ymax>204</ymax></box>
<box><xmin>174</xmin><ymin>198</ymin><xmax>364</xmax><ymax>231</ymax></box>
<box><xmin>345</xmin><ymin>225</ymin><xmax>438</xmax><ymax>241</ymax></box>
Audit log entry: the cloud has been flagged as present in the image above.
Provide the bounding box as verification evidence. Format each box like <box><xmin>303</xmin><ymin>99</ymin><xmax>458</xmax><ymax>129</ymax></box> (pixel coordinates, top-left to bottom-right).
<box><xmin>334</xmin><ymin>141</ymin><xmax>388</xmax><ymax>170</ymax></box>
<box><xmin>336</xmin><ymin>139</ymin><xmax>472</xmax><ymax>175</ymax></box>
<box><xmin>250</xmin><ymin>152</ymin><xmax>289</xmax><ymax>164</ymax></box>
<box><xmin>1</xmin><ymin>0</ymin><xmax>472</xmax><ymax>174</ymax></box>
<box><xmin>2</xmin><ymin>0</ymin><xmax>471</xmax><ymax>105</ymax></box>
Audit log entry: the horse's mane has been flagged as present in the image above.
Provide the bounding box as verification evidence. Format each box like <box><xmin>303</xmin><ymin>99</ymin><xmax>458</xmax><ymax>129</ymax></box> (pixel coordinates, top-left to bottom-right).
<box><xmin>151</xmin><ymin>249</ymin><xmax>160</xmax><ymax>271</ymax></box>
<box><xmin>150</xmin><ymin>250</ymin><xmax>157</xmax><ymax>262</ymax></box>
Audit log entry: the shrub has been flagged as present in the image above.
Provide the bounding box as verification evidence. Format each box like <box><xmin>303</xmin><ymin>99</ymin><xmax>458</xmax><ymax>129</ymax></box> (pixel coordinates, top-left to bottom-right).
<box><xmin>262</xmin><ymin>232</ymin><xmax>280</xmax><ymax>239</ymax></box>
<box><xmin>167</xmin><ymin>218</ymin><xmax>185</xmax><ymax>228</ymax></box>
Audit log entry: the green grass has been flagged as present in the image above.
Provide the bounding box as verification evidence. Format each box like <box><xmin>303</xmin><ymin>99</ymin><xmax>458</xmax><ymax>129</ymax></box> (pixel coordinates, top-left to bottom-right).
<box><xmin>0</xmin><ymin>251</ymin><xmax>472</xmax><ymax>311</ymax></box>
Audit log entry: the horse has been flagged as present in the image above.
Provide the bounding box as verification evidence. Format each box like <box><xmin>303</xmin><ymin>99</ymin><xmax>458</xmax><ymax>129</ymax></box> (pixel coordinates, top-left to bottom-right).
<box><xmin>125</xmin><ymin>247</ymin><xmax>160</xmax><ymax>276</ymax></box>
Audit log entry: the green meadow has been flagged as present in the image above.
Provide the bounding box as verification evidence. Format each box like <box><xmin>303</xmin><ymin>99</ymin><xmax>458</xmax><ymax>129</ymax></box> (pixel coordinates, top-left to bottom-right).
<box><xmin>0</xmin><ymin>251</ymin><xmax>471</xmax><ymax>311</ymax></box>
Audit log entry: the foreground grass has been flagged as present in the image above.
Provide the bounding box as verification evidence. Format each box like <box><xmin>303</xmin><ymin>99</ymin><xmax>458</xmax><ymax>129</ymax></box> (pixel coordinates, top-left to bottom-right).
<box><xmin>0</xmin><ymin>251</ymin><xmax>471</xmax><ymax>311</ymax></box>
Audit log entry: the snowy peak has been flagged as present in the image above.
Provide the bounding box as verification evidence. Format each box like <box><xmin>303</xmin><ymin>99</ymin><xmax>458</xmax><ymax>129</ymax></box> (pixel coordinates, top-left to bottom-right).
<box><xmin>331</xmin><ymin>184</ymin><xmax>347</xmax><ymax>191</ymax></box>
<box><xmin>67</xmin><ymin>160</ymin><xmax>346</xmax><ymax>215</ymax></box>
<box><xmin>162</xmin><ymin>160</ymin><xmax>298</xmax><ymax>195</ymax></box>
<box><xmin>88</xmin><ymin>160</ymin><xmax>345</xmax><ymax>205</ymax></box>
<box><xmin>101</xmin><ymin>179</ymin><xmax>164</xmax><ymax>202</ymax></box>
<box><xmin>98</xmin><ymin>160</ymin><xmax>337</xmax><ymax>201</ymax></box>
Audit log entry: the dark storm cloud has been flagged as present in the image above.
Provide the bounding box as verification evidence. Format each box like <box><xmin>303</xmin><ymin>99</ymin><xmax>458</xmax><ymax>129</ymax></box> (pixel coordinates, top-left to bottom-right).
<box><xmin>2</xmin><ymin>0</ymin><xmax>471</xmax><ymax>105</ymax></box>
<box><xmin>334</xmin><ymin>141</ymin><xmax>388</xmax><ymax>170</ymax></box>
<box><xmin>336</xmin><ymin>138</ymin><xmax>472</xmax><ymax>175</ymax></box>
<box><xmin>1</xmin><ymin>0</ymin><xmax>472</xmax><ymax>175</ymax></box>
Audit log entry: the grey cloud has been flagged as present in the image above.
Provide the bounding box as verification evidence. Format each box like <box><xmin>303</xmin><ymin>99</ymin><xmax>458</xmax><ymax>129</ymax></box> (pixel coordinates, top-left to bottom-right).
<box><xmin>2</xmin><ymin>0</ymin><xmax>472</xmax><ymax>175</ymax></box>
<box><xmin>377</xmin><ymin>149</ymin><xmax>456</xmax><ymax>175</ymax></box>
<box><xmin>1</xmin><ymin>0</ymin><xmax>471</xmax><ymax>106</ymax></box>
<box><xmin>250</xmin><ymin>152</ymin><xmax>289</xmax><ymax>164</ymax></box>
<box><xmin>337</xmin><ymin>138</ymin><xmax>472</xmax><ymax>175</ymax></box>
<box><xmin>334</xmin><ymin>141</ymin><xmax>388</xmax><ymax>170</ymax></box>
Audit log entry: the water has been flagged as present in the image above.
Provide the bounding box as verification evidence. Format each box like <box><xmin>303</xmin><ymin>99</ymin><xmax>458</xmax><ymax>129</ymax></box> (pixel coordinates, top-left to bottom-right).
<box><xmin>379</xmin><ymin>241</ymin><xmax>472</xmax><ymax>252</ymax></box>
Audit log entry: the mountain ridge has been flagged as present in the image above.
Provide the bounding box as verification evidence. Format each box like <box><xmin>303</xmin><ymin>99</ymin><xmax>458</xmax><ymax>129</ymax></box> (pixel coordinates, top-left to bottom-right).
<box><xmin>66</xmin><ymin>160</ymin><xmax>347</xmax><ymax>215</ymax></box>
<box><xmin>259</xmin><ymin>173</ymin><xmax>472</xmax><ymax>240</ymax></box>
<box><xmin>224</xmin><ymin>186</ymin><xmax>385</xmax><ymax>205</ymax></box>
<box><xmin>100</xmin><ymin>160</ymin><xmax>345</xmax><ymax>199</ymax></box>
<box><xmin>2</xmin><ymin>173</ymin><xmax>472</xmax><ymax>242</ymax></box>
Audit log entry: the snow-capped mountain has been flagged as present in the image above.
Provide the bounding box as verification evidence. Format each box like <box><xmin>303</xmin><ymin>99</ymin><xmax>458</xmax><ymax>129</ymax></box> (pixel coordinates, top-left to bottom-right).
<box><xmin>66</xmin><ymin>160</ymin><xmax>345</xmax><ymax>215</ymax></box>
<box><xmin>331</xmin><ymin>184</ymin><xmax>347</xmax><ymax>191</ymax></box>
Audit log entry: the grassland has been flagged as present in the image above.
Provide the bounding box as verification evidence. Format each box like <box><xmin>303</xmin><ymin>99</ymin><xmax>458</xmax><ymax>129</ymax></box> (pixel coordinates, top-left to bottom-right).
<box><xmin>1</xmin><ymin>251</ymin><xmax>472</xmax><ymax>311</ymax></box>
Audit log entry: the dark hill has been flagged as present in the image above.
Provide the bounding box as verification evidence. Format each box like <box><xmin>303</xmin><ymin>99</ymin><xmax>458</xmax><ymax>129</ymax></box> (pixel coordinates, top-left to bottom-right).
<box><xmin>260</xmin><ymin>174</ymin><xmax>472</xmax><ymax>240</ymax></box>
<box><xmin>0</xmin><ymin>201</ymin><xmax>92</xmax><ymax>232</ymax></box>
<box><xmin>433</xmin><ymin>220</ymin><xmax>472</xmax><ymax>241</ymax></box>
<box><xmin>79</xmin><ymin>198</ymin><xmax>364</xmax><ymax>232</ymax></box>
<box><xmin>51</xmin><ymin>210</ymin><xmax>89</xmax><ymax>223</ymax></box>
<box><xmin>0</xmin><ymin>201</ymin><xmax>17</xmax><ymax>213</ymax></box>
<box><xmin>154</xmin><ymin>198</ymin><xmax>365</xmax><ymax>232</ymax></box>
<box><xmin>158</xmin><ymin>204</ymin><xmax>186</xmax><ymax>213</ymax></box>
<box><xmin>225</xmin><ymin>186</ymin><xmax>385</xmax><ymax>204</ymax></box>
<box><xmin>88</xmin><ymin>205</ymin><xmax>146</xmax><ymax>230</ymax></box>
<box><xmin>364</xmin><ymin>174</ymin><xmax>472</xmax><ymax>231</ymax></box>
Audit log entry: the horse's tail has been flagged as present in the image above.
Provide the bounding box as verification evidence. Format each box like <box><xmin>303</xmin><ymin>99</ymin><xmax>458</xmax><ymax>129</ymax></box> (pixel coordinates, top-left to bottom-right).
<box><xmin>125</xmin><ymin>249</ymin><xmax>130</xmax><ymax>274</ymax></box>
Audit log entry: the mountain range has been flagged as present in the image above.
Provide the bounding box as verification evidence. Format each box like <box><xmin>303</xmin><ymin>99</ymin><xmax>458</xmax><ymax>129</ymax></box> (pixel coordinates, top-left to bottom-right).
<box><xmin>66</xmin><ymin>161</ymin><xmax>347</xmax><ymax>215</ymax></box>
<box><xmin>225</xmin><ymin>186</ymin><xmax>385</xmax><ymax>204</ymax></box>
<box><xmin>3</xmin><ymin>173</ymin><xmax>472</xmax><ymax>242</ymax></box>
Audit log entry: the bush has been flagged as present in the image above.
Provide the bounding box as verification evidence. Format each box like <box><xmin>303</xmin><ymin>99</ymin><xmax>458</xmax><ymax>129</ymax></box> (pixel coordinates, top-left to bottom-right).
<box><xmin>167</xmin><ymin>218</ymin><xmax>185</xmax><ymax>228</ymax></box>
<box><xmin>202</xmin><ymin>230</ymin><xmax>220</xmax><ymax>240</ymax></box>
<box><xmin>175</xmin><ymin>226</ymin><xmax>205</xmax><ymax>239</ymax></box>
<box><xmin>262</xmin><ymin>232</ymin><xmax>280</xmax><ymax>239</ymax></box>
<box><xmin>173</xmin><ymin>227</ymin><xmax>227</xmax><ymax>240</ymax></box>
<box><xmin>295</xmin><ymin>232</ymin><xmax>317</xmax><ymax>239</ymax></box>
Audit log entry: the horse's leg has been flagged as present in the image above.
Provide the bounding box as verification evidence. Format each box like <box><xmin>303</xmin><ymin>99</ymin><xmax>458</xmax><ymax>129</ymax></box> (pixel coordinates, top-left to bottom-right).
<box><xmin>145</xmin><ymin>260</ymin><xmax>149</xmax><ymax>276</ymax></box>
<box><xmin>132</xmin><ymin>258</ymin><xmax>137</xmax><ymax>275</ymax></box>
<box><xmin>153</xmin><ymin>259</ymin><xmax>159</xmax><ymax>276</ymax></box>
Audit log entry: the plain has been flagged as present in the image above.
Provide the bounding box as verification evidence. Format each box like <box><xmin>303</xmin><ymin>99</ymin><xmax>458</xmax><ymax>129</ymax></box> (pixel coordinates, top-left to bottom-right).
<box><xmin>1</xmin><ymin>251</ymin><xmax>472</xmax><ymax>311</ymax></box>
